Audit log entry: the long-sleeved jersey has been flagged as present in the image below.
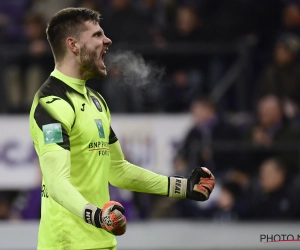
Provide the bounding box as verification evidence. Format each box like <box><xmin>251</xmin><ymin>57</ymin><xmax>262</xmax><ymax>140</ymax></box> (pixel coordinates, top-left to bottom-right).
<box><xmin>29</xmin><ymin>69</ymin><xmax>168</xmax><ymax>250</ymax></box>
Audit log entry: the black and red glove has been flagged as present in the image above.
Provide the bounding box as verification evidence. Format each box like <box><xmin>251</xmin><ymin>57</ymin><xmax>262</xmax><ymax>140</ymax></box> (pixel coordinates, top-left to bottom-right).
<box><xmin>83</xmin><ymin>201</ymin><xmax>127</xmax><ymax>235</ymax></box>
<box><xmin>168</xmin><ymin>167</ymin><xmax>215</xmax><ymax>201</ymax></box>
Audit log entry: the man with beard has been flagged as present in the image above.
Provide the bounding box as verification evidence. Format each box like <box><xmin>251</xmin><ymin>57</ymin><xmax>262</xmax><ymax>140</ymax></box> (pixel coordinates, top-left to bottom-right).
<box><xmin>29</xmin><ymin>8</ymin><xmax>215</xmax><ymax>250</ymax></box>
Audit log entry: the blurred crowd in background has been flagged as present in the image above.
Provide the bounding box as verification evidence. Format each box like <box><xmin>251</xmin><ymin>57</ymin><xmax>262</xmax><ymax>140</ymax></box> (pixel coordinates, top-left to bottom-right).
<box><xmin>1</xmin><ymin>0</ymin><xmax>300</xmax><ymax>222</ymax></box>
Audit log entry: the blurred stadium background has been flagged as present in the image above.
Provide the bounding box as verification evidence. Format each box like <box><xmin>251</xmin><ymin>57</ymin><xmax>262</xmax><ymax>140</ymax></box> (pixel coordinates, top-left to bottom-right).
<box><xmin>1</xmin><ymin>0</ymin><xmax>300</xmax><ymax>249</ymax></box>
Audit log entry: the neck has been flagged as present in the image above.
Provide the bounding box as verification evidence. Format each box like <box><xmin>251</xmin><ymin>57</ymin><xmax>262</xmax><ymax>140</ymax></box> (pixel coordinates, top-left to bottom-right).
<box><xmin>56</xmin><ymin>59</ymin><xmax>83</xmax><ymax>80</ymax></box>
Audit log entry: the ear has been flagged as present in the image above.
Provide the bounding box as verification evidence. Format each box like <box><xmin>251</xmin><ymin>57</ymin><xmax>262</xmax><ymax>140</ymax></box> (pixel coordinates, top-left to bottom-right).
<box><xmin>66</xmin><ymin>37</ymin><xmax>79</xmax><ymax>55</ymax></box>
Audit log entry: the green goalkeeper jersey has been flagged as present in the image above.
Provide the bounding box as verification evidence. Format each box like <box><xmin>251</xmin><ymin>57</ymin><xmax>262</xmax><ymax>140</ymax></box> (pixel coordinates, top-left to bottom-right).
<box><xmin>29</xmin><ymin>69</ymin><xmax>168</xmax><ymax>250</ymax></box>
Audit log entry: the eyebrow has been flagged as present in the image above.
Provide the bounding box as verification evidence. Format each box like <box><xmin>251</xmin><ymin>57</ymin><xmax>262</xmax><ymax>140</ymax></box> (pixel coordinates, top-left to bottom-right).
<box><xmin>92</xmin><ymin>30</ymin><xmax>103</xmax><ymax>37</ymax></box>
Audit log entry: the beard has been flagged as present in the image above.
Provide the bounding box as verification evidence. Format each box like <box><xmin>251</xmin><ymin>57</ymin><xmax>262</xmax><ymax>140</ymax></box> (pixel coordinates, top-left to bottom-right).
<box><xmin>79</xmin><ymin>45</ymin><xmax>106</xmax><ymax>80</ymax></box>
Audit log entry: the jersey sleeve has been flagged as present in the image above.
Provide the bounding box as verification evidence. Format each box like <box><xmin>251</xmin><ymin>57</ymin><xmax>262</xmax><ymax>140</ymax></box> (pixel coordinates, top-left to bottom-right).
<box><xmin>32</xmin><ymin>95</ymin><xmax>88</xmax><ymax>218</ymax></box>
<box><xmin>108</xmin><ymin>138</ymin><xmax>168</xmax><ymax>195</ymax></box>
<box><xmin>33</xmin><ymin>95</ymin><xmax>75</xmax><ymax>156</ymax></box>
<box><xmin>41</xmin><ymin>150</ymin><xmax>88</xmax><ymax>217</ymax></box>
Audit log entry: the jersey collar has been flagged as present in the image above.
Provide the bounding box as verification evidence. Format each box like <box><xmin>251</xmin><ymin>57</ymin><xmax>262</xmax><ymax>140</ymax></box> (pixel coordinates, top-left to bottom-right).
<box><xmin>51</xmin><ymin>68</ymin><xmax>87</xmax><ymax>96</ymax></box>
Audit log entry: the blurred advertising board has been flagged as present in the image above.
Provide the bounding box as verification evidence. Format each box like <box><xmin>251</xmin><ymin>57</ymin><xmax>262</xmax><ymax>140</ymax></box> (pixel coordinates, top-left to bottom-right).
<box><xmin>0</xmin><ymin>115</ymin><xmax>191</xmax><ymax>189</ymax></box>
<box><xmin>0</xmin><ymin>116</ymin><xmax>40</xmax><ymax>189</ymax></box>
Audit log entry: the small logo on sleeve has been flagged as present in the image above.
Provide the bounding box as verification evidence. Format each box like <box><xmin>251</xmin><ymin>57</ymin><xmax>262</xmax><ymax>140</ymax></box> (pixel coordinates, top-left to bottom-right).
<box><xmin>94</xmin><ymin>119</ymin><xmax>105</xmax><ymax>138</ymax></box>
<box><xmin>91</xmin><ymin>96</ymin><xmax>102</xmax><ymax>112</ymax></box>
<box><xmin>46</xmin><ymin>97</ymin><xmax>61</xmax><ymax>104</ymax></box>
<box><xmin>42</xmin><ymin>123</ymin><xmax>63</xmax><ymax>144</ymax></box>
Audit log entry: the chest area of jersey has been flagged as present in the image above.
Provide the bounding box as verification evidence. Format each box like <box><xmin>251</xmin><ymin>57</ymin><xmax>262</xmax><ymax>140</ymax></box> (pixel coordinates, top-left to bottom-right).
<box><xmin>71</xmin><ymin>95</ymin><xmax>110</xmax><ymax>149</ymax></box>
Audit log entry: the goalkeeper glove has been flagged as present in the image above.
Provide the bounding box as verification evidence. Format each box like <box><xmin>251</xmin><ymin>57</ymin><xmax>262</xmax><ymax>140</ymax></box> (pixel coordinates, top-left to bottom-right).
<box><xmin>83</xmin><ymin>201</ymin><xmax>127</xmax><ymax>235</ymax></box>
<box><xmin>168</xmin><ymin>167</ymin><xmax>215</xmax><ymax>201</ymax></box>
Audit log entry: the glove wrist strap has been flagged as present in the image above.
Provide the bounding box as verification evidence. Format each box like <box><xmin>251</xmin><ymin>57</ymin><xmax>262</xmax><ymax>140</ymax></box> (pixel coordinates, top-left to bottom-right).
<box><xmin>83</xmin><ymin>203</ymin><xmax>102</xmax><ymax>228</ymax></box>
<box><xmin>168</xmin><ymin>177</ymin><xmax>187</xmax><ymax>199</ymax></box>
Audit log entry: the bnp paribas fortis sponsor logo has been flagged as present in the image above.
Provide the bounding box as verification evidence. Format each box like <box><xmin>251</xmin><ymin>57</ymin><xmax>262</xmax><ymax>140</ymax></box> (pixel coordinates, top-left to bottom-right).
<box><xmin>88</xmin><ymin>141</ymin><xmax>110</xmax><ymax>156</ymax></box>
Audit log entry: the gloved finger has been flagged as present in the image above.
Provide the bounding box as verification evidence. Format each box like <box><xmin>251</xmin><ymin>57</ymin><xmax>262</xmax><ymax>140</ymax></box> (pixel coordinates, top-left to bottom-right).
<box><xmin>193</xmin><ymin>184</ymin><xmax>210</xmax><ymax>199</ymax></box>
<box><xmin>111</xmin><ymin>215</ymin><xmax>127</xmax><ymax>236</ymax></box>
<box><xmin>110</xmin><ymin>211</ymin><xmax>124</xmax><ymax>227</ymax></box>
<box><xmin>111</xmin><ymin>204</ymin><xmax>125</xmax><ymax>214</ymax></box>
<box><xmin>119</xmin><ymin>215</ymin><xmax>127</xmax><ymax>227</ymax></box>
<box><xmin>200</xmin><ymin>177</ymin><xmax>215</xmax><ymax>185</ymax></box>
<box><xmin>112</xmin><ymin>219</ymin><xmax>126</xmax><ymax>235</ymax></box>
<box><xmin>199</xmin><ymin>182</ymin><xmax>214</xmax><ymax>193</ymax></box>
<box><xmin>199</xmin><ymin>167</ymin><xmax>212</xmax><ymax>178</ymax></box>
<box><xmin>188</xmin><ymin>167</ymin><xmax>202</xmax><ymax>181</ymax></box>
<box><xmin>200</xmin><ymin>177</ymin><xmax>215</xmax><ymax>188</ymax></box>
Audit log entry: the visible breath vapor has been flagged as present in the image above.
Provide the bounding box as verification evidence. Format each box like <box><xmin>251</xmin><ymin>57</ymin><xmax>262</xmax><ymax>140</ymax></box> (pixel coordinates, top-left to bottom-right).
<box><xmin>105</xmin><ymin>50</ymin><xmax>165</xmax><ymax>88</ymax></box>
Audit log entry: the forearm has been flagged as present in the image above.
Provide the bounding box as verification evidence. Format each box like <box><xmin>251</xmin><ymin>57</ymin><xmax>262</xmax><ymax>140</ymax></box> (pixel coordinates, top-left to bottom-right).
<box><xmin>110</xmin><ymin>160</ymin><xmax>168</xmax><ymax>195</ymax></box>
<box><xmin>41</xmin><ymin>150</ymin><xmax>88</xmax><ymax>217</ymax></box>
<box><xmin>109</xmin><ymin>141</ymin><xmax>168</xmax><ymax>195</ymax></box>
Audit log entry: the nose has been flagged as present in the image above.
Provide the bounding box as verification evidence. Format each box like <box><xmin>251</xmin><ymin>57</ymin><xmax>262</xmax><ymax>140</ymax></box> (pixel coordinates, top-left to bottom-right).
<box><xmin>104</xmin><ymin>35</ymin><xmax>112</xmax><ymax>46</ymax></box>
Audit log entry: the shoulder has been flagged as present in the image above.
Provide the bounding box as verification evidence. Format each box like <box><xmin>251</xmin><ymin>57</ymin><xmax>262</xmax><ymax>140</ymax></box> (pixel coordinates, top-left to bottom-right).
<box><xmin>31</xmin><ymin>77</ymin><xmax>76</xmax><ymax>129</ymax></box>
<box><xmin>38</xmin><ymin>76</ymin><xmax>75</xmax><ymax>111</ymax></box>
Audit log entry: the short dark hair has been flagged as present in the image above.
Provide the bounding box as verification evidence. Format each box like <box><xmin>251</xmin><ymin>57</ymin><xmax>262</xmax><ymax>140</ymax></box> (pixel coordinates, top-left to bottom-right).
<box><xmin>46</xmin><ymin>7</ymin><xmax>101</xmax><ymax>62</ymax></box>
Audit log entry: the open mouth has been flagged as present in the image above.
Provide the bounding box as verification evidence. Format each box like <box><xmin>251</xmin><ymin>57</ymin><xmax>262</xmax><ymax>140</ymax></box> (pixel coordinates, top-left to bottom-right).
<box><xmin>101</xmin><ymin>49</ymin><xmax>108</xmax><ymax>68</ymax></box>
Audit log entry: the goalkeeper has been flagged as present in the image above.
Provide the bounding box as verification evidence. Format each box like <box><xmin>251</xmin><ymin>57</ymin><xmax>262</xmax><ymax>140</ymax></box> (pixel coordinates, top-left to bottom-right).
<box><xmin>29</xmin><ymin>7</ymin><xmax>215</xmax><ymax>250</ymax></box>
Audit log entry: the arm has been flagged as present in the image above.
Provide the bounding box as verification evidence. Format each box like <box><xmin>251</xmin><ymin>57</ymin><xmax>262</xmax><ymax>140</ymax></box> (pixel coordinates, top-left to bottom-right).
<box><xmin>34</xmin><ymin>96</ymin><xmax>89</xmax><ymax>217</ymax></box>
<box><xmin>109</xmin><ymin>140</ymin><xmax>168</xmax><ymax>195</ymax></box>
<box><xmin>41</xmin><ymin>150</ymin><xmax>88</xmax><ymax>217</ymax></box>
<box><xmin>109</xmin><ymin>129</ymin><xmax>215</xmax><ymax>201</ymax></box>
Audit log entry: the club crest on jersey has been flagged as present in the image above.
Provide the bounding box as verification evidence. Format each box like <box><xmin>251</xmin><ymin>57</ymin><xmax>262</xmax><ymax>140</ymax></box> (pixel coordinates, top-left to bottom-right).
<box><xmin>91</xmin><ymin>96</ymin><xmax>102</xmax><ymax>112</ymax></box>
